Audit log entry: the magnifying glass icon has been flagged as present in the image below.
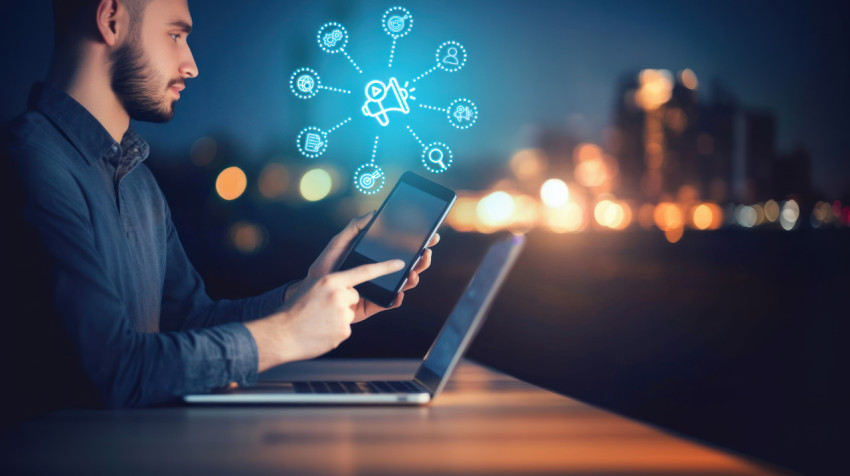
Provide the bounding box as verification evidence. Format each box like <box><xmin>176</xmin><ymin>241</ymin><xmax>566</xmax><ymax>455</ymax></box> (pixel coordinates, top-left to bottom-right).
<box><xmin>428</xmin><ymin>148</ymin><xmax>446</xmax><ymax>169</ymax></box>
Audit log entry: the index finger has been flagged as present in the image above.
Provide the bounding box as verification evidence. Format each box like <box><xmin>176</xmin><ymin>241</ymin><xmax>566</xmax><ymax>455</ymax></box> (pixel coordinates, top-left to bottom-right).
<box><xmin>336</xmin><ymin>259</ymin><xmax>405</xmax><ymax>286</ymax></box>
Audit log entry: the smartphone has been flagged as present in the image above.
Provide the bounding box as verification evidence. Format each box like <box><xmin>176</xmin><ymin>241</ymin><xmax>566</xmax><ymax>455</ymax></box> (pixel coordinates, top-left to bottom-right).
<box><xmin>337</xmin><ymin>171</ymin><xmax>457</xmax><ymax>308</ymax></box>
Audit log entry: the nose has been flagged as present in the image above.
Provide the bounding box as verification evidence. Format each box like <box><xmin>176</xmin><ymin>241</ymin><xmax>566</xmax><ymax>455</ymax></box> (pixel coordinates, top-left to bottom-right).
<box><xmin>179</xmin><ymin>46</ymin><xmax>199</xmax><ymax>79</ymax></box>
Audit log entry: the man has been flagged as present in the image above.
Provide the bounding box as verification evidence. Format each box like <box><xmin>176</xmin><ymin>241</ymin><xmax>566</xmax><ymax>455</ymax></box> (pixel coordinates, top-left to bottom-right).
<box><xmin>1</xmin><ymin>0</ymin><xmax>437</xmax><ymax>418</ymax></box>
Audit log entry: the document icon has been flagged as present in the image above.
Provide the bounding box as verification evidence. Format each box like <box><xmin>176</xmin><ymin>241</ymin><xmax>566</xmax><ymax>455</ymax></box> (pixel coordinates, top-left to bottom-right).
<box><xmin>305</xmin><ymin>133</ymin><xmax>324</xmax><ymax>153</ymax></box>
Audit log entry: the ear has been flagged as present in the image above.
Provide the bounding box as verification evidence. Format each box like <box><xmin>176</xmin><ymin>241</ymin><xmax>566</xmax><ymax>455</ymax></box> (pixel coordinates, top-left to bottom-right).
<box><xmin>95</xmin><ymin>0</ymin><xmax>129</xmax><ymax>47</ymax></box>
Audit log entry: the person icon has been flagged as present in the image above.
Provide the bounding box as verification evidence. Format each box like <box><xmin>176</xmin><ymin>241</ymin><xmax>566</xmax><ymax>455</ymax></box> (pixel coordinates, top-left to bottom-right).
<box><xmin>442</xmin><ymin>47</ymin><xmax>459</xmax><ymax>66</ymax></box>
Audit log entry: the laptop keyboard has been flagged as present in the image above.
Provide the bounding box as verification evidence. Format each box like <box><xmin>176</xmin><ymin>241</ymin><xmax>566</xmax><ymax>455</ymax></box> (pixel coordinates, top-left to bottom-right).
<box><xmin>292</xmin><ymin>380</ymin><xmax>422</xmax><ymax>394</ymax></box>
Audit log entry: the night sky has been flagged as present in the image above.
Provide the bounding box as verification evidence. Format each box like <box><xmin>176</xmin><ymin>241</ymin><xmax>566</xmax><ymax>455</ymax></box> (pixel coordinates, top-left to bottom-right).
<box><xmin>1</xmin><ymin>0</ymin><xmax>847</xmax><ymax>197</ymax></box>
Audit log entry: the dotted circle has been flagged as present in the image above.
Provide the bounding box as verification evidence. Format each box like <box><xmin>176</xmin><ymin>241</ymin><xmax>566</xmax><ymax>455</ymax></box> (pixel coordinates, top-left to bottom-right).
<box><xmin>435</xmin><ymin>40</ymin><xmax>467</xmax><ymax>73</ymax></box>
<box><xmin>316</xmin><ymin>22</ymin><xmax>349</xmax><ymax>54</ymax></box>
<box><xmin>447</xmin><ymin>98</ymin><xmax>478</xmax><ymax>130</ymax></box>
<box><xmin>289</xmin><ymin>67</ymin><xmax>321</xmax><ymax>99</ymax></box>
<box><xmin>296</xmin><ymin>127</ymin><xmax>328</xmax><ymax>159</ymax></box>
<box><xmin>421</xmin><ymin>142</ymin><xmax>454</xmax><ymax>174</ymax></box>
<box><xmin>353</xmin><ymin>163</ymin><xmax>386</xmax><ymax>195</ymax></box>
<box><xmin>382</xmin><ymin>6</ymin><xmax>413</xmax><ymax>39</ymax></box>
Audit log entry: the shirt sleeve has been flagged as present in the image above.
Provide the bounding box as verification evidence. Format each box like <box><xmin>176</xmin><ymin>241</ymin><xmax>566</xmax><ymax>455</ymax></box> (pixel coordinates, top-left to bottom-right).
<box><xmin>15</xmin><ymin>148</ymin><xmax>258</xmax><ymax>408</ymax></box>
<box><xmin>157</xmin><ymin>192</ymin><xmax>295</xmax><ymax>333</ymax></box>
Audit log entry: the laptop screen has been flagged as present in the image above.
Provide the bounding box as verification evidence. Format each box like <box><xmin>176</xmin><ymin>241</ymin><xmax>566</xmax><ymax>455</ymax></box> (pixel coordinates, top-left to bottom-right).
<box><xmin>414</xmin><ymin>236</ymin><xmax>524</xmax><ymax>393</ymax></box>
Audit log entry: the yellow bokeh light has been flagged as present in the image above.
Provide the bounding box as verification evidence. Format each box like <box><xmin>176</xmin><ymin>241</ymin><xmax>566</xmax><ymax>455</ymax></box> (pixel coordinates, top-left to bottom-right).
<box><xmin>764</xmin><ymin>199</ymin><xmax>780</xmax><ymax>222</ymax></box>
<box><xmin>574</xmin><ymin>143</ymin><xmax>602</xmax><ymax>163</ymax></box>
<box><xmin>665</xmin><ymin>226</ymin><xmax>684</xmax><ymax>243</ymax></box>
<box><xmin>680</xmin><ymin>68</ymin><xmax>698</xmax><ymax>90</ymax></box>
<box><xmin>215</xmin><ymin>166</ymin><xmax>247</xmax><ymax>201</ymax></box>
<box><xmin>299</xmin><ymin>169</ymin><xmax>332</xmax><ymax>202</ymax></box>
<box><xmin>692</xmin><ymin>204</ymin><xmax>713</xmax><ymax>230</ymax></box>
<box><xmin>636</xmin><ymin>69</ymin><xmax>673</xmax><ymax>111</ymax></box>
<box><xmin>654</xmin><ymin>202</ymin><xmax>683</xmax><ymax>231</ymax></box>
<box><xmin>540</xmin><ymin>178</ymin><xmax>569</xmax><ymax>208</ymax></box>
<box><xmin>575</xmin><ymin>158</ymin><xmax>607</xmax><ymax>188</ymax></box>
<box><xmin>546</xmin><ymin>202</ymin><xmax>584</xmax><ymax>233</ymax></box>
<box><xmin>593</xmin><ymin>200</ymin><xmax>630</xmax><ymax>230</ymax></box>
<box><xmin>446</xmin><ymin>196</ymin><xmax>477</xmax><ymax>232</ymax></box>
<box><xmin>509</xmin><ymin>149</ymin><xmax>548</xmax><ymax>181</ymax></box>
<box><xmin>476</xmin><ymin>191</ymin><xmax>515</xmax><ymax>228</ymax></box>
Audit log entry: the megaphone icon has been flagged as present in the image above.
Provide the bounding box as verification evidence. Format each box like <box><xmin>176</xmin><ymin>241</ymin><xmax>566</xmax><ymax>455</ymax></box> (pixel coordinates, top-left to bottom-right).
<box><xmin>362</xmin><ymin>77</ymin><xmax>410</xmax><ymax>127</ymax></box>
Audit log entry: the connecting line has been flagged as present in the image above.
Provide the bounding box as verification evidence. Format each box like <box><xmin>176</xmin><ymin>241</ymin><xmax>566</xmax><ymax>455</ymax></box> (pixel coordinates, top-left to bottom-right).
<box><xmin>327</xmin><ymin>117</ymin><xmax>352</xmax><ymax>134</ymax></box>
<box><xmin>406</xmin><ymin>125</ymin><xmax>424</xmax><ymax>148</ymax></box>
<box><xmin>370</xmin><ymin>135</ymin><xmax>380</xmax><ymax>163</ymax></box>
<box><xmin>342</xmin><ymin>51</ymin><xmax>363</xmax><ymax>74</ymax></box>
<box><xmin>318</xmin><ymin>85</ymin><xmax>351</xmax><ymax>95</ymax></box>
<box><xmin>388</xmin><ymin>38</ymin><xmax>398</xmax><ymax>68</ymax></box>
<box><xmin>411</xmin><ymin>65</ymin><xmax>437</xmax><ymax>84</ymax></box>
<box><xmin>418</xmin><ymin>104</ymin><xmax>448</xmax><ymax>113</ymax></box>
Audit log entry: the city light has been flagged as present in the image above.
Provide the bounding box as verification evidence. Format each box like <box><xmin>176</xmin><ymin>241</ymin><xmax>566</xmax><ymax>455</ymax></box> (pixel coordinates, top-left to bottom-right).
<box><xmin>679</xmin><ymin>69</ymin><xmax>698</xmax><ymax>90</ymax></box>
<box><xmin>446</xmin><ymin>196</ymin><xmax>478</xmax><ymax>233</ymax></box>
<box><xmin>692</xmin><ymin>204</ymin><xmax>713</xmax><ymax>230</ymax></box>
<box><xmin>476</xmin><ymin>191</ymin><xmax>515</xmax><ymax>227</ymax></box>
<box><xmin>299</xmin><ymin>168</ymin><xmax>332</xmax><ymax>202</ymax></box>
<box><xmin>635</xmin><ymin>69</ymin><xmax>673</xmax><ymax>111</ymax></box>
<box><xmin>780</xmin><ymin>200</ymin><xmax>800</xmax><ymax>230</ymax></box>
<box><xmin>510</xmin><ymin>149</ymin><xmax>547</xmax><ymax>181</ymax></box>
<box><xmin>594</xmin><ymin>199</ymin><xmax>629</xmax><ymax>229</ymax></box>
<box><xmin>540</xmin><ymin>179</ymin><xmax>569</xmax><ymax>208</ymax></box>
<box><xmin>654</xmin><ymin>202</ymin><xmax>683</xmax><ymax>231</ymax></box>
<box><xmin>215</xmin><ymin>166</ymin><xmax>247</xmax><ymax>201</ymax></box>
<box><xmin>764</xmin><ymin>200</ymin><xmax>780</xmax><ymax>222</ymax></box>
<box><xmin>545</xmin><ymin>202</ymin><xmax>584</xmax><ymax>233</ymax></box>
<box><xmin>229</xmin><ymin>222</ymin><xmax>267</xmax><ymax>254</ymax></box>
<box><xmin>735</xmin><ymin>205</ymin><xmax>758</xmax><ymax>228</ymax></box>
<box><xmin>258</xmin><ymin>163</ymin><xmax>290</xmax><ymax>200</ymax></box>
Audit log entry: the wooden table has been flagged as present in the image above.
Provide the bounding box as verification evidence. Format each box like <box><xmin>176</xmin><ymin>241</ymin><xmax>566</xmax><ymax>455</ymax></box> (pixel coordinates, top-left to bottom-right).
<box><xmin>0</xmin><ymin>359</ymin><xmax>786</xmax><ymax>475</ymax></box>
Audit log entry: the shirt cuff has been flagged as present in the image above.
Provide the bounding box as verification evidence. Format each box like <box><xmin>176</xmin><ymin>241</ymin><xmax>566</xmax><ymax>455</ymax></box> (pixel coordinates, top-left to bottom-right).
<box><xmin>256</xmin><ymin>279</ymin><xmax>300</xmax><ymax>317</ymax></box>
<box><xmin>221</xmin><ymin>322</ymin><xmax>259</xmax><ymax>386</ymax></box>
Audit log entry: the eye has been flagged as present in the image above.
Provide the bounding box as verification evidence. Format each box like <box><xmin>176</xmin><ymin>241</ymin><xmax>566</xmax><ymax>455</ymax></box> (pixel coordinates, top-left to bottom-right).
<box><xmin>170</xmin><ymin>33</ymin><xmax>182</xmax><ymax>42</ymax></box>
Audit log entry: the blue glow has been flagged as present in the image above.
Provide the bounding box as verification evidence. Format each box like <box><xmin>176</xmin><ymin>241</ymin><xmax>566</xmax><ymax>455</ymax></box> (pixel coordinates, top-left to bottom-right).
<box><xmin>435</xmin><ymin>41</ymin><xmax>467</xmax><ymax>73</ymax></box>
<box><xmin>382</xmin><ymin>6</ymin><xmax>414</xmax><ymax>39</ymax></box>
<box><xmin>289</xmin><ymin>67</ymin><xmax>320</xmax><ymax>99</ymax></box>
<box><xmin>421</xmin><ymin>142</ymin><xmax>453</xmax><ymax>174</ymax></box>
<box><xmin>354</xmin><ymin>162</ymin><xmax>386</xmax><ymax>195</ymax></box>
<box><xmin>296</xmin><ymin>126</ymin><xmax>328</xmax><ymax>158</ymax></box>
<box><xmin>293</xmin><ymin>7</ymin><xmax>476</xmax><ymax>193</ymax></box>
<box><xmin>361</xmin><ymin>77</ymin><xmax>411</xmax><ymax>127</ymax></box>
<box><xmin>447</xmin><ymin>98</ymin><xmax>478</xmax><ymax>129</ymax></box>
<box><xmin>316</xmin><ymin>22</ymin><xmax>349</xmax><ymax>54</ymax></box>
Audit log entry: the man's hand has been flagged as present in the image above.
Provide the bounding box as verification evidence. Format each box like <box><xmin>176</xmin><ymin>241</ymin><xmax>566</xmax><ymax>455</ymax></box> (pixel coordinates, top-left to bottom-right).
<box><xmin>285</xmin><ymin>212</ymin><xmax>440</xmax><ymax>323</ymax></box>
<box><xmin>246</xmin><ymin>258</ymin><xmax>404</xmax><ymax>371</ymax></box>
<box><xmin>246</xmin><ymin>213</ymin><xmax>440</xmax><ymax>371</ymax></box>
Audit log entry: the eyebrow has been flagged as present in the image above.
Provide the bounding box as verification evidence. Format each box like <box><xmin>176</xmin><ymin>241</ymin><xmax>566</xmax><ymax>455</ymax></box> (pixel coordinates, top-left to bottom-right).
<box><xmin>169</xmin><ymin>20</ymin><xmax>193</xmax><ymax>34</ymax></box>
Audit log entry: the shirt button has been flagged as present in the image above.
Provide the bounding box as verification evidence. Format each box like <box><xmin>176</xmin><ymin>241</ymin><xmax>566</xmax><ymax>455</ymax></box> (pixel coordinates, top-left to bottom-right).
<box><xmin>111</xmin><ymin>145</ymin><xmax>118</xmax><ymax>152</ymax></box>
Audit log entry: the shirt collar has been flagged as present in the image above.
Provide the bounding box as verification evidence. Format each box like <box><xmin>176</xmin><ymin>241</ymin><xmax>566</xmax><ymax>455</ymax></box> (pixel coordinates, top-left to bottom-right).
<box><xmin>27</xmin><ymin>82</ymin><xmax>150</xmax><ymax>168</ymax></box>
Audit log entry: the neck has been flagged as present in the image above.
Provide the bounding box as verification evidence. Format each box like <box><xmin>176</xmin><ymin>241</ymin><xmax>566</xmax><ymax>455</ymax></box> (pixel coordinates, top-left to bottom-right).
<box><xmin>47</xmin><ymin>43</ymin><xmax>129</xmax><ymax>143</ymax></box>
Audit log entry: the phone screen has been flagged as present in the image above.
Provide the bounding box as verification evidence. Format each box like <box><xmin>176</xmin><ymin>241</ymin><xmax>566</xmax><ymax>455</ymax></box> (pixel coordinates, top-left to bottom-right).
<box><xmin>350</xmin><ymin>181</ymin><xmax>449</xmax><ymax>290</ymax></box>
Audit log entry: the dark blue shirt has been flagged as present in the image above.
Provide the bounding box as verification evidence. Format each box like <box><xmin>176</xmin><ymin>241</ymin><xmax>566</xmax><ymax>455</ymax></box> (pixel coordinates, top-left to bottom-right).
<box><xmin>2</xmin><ymin>83</ymin><xmax>289</xmax><ymax>409</ymax></box>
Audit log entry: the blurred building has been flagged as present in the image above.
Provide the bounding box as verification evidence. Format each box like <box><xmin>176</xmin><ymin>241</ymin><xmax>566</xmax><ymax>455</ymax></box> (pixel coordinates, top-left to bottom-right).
<box><xmin>610</xmin><ymin>71</ymin><xmax>812</xmax><ymax>204</ymax></box>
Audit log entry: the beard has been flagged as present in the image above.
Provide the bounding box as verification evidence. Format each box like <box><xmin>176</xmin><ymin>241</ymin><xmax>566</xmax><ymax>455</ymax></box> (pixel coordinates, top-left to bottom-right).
<box><xmin>109</xmin><ymin>39</ymin><xmax>180</xmax><ymax>123</ymax></box>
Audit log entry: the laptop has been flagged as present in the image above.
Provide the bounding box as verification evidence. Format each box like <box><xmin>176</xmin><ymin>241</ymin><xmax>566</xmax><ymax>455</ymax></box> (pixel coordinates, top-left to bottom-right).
<box><xmin>183</xmin><ymin>235</ymin><xmax>525</xmax><ymax>405</ymax></box>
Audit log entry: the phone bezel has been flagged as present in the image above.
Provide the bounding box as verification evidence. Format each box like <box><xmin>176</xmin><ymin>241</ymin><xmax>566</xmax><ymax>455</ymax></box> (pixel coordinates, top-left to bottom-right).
<box><xmin>338</xmin><ymin>171</ymin><xmax>456</xmax><ymax>308</ymax></box>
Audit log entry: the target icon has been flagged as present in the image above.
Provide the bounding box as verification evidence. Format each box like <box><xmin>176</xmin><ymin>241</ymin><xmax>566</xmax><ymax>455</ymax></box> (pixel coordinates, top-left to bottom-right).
<box><xmin>354</xmin><ymin>163</ymin><xmax>386</xmax><ymax>195</ymax></box>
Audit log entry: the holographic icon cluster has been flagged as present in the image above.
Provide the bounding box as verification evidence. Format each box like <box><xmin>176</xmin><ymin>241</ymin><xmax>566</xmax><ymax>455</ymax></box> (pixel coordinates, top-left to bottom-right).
<box><xmin>290</xmin><ymin>6</ymin><xmax>478</xmax><ymax>195</ymax></box>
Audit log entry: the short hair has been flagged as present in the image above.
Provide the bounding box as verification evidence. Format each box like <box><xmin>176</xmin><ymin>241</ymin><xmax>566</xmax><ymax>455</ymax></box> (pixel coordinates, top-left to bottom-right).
<box><xmin>52</xmin><ymin>0</ymin><xmax>151</xmax><ymax>48</ymax></box>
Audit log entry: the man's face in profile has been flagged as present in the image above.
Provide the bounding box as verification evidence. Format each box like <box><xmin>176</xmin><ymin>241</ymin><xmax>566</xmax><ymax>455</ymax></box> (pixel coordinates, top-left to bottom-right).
<box><xmin>110</xmin><ymin>0</ymin><xmax>197</xmax><ymax>123</ymax></box>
